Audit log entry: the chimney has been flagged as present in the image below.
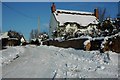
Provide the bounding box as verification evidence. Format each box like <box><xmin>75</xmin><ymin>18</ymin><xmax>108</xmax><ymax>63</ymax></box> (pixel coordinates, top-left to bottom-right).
<box><xmin>51</xmin><ymin>3</ymin><xmax>56</xmax><ymax>13</ymax></box>
<box><xmin>94</xmin><ymin>8</ymin><xmax>99</xmax><ymax>19</ymax></box>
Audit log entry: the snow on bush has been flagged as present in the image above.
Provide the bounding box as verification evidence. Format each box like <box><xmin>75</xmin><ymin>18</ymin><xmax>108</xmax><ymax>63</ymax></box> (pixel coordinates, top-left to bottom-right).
<box><xmin>83</xmin><ymin>40</ymin><xmax>90</xmax><ymax>46</ymax></box>
<box><xmin>83</xmin><ymin>39</ymin><xmax>91</xmax><ymax>51</ymax></box>
<box><xmin>83</xmin><ymin>36</ymin><xmax>92</xmax><ymax>47</ymax></box>
<box><xmin>55</xmin><ymin>37</ymin><xmax>65</xmax><ymax>42</ymax></box>
<box><xmin>101</xmin><ymin>36</ymin><xmax>108</xmax><ymax>49</ymax></box>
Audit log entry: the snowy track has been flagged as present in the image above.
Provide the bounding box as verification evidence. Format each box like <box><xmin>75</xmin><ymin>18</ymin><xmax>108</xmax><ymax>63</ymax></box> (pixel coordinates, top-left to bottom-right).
<box><xmin>1</xmin><ymin>45</ymin><xmax>118</xmax><ymax>78</ymax></box>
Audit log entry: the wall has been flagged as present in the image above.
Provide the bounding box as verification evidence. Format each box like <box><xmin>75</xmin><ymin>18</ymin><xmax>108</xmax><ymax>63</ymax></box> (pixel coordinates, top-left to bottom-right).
<box><xmin>43</xmin><ymin>37</ymin><xmax>120</xmax><ymax>53</ymax></box>
<box><xmin>43</xmin><ymin>38</ymin><xmax>90</xmax><ymax>50</ymax></box>
<box><xmin>49</xmin><ymin>13</ymin><xmax>58</xmax><ymax>38</ymax></box>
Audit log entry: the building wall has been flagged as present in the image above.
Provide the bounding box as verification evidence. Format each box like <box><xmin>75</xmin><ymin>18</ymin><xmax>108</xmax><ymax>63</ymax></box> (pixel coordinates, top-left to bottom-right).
<box><xmin>49</xmin><ymin>13</ymin><xmax>58</xmax><ymax>38</ymax></box>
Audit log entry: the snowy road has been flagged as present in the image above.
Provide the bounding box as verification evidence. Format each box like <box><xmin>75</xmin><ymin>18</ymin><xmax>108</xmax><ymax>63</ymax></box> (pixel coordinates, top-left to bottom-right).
<box><xmin>2</xmin><ymin>46</ymin><xmax>57</xmax><ymax>78</ymax></box>
<box><xmin>2</xmin><ymin>45</ymin><xmax>119</xmax><ymax>78</ymax></box>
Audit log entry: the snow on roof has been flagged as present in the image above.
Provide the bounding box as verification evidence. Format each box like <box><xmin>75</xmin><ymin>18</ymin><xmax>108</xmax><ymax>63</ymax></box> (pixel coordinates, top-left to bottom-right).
<box><xmin>54</xmin><ymin>9</ymin><xmax>98</xmax><ymax>26</ymax></box>
<box><xmin>0</xmin><ymin>32</ymin><xmax>9</xmax><ymax>39</ymax></box>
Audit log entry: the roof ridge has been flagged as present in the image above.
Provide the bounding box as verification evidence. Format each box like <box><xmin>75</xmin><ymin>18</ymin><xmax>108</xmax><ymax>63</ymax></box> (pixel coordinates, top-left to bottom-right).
<box><xmin>56</xmin><ymin>9</ymin><xmax>93</xmax><ymax>14</ymax></box>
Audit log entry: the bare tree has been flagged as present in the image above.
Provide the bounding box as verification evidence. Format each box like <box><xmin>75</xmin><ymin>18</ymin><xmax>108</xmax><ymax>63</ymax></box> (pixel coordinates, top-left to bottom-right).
<box><xmin>34</xmin><ymin>29</ymin><xmax>38</xmax><ymax>38</ymax></box>
<box><xmin>29</xmin><ymin>29</ymin><xmax>39</xmax><ymax>40</ymax></box>
<box><xmin>30</xmin><ymin>29</ymin><xmax>34</xmax><ymax>40</ymax></box>
<box><xmin>98</xmin><ymin>7</ymin><xmax>106</xmax><ymax>22</ymax></box>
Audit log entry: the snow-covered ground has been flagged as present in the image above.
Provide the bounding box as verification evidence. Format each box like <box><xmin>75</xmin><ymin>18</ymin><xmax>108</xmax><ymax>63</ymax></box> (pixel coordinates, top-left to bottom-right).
<box><xmin>1</xmin><ymin>45</ymin><xmax>119</xmax><ymax>78</ymax></box>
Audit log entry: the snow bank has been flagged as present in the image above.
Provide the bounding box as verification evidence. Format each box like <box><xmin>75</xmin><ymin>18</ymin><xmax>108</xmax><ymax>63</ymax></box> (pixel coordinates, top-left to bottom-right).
<box><xmin>1</xmin><ymin>46</ymin><xmax>25</xmax><ymax>65</ymax></box>
<box><xmin>2</xmin><ymin>45</ymin><xmax>118</xmax><ymax>78</ymax></box>
<box><xmin>40</xmin><ymin>45</ymin><xmax>118</xmax><ymax>78</ymax></box>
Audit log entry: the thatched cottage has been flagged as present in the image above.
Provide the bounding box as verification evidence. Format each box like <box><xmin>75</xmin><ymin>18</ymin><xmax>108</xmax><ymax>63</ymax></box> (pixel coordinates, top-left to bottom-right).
<box><xmin>49</xmin><ymin>3</ymin><xmax>99</xmax><ymax>38</ymax></box>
